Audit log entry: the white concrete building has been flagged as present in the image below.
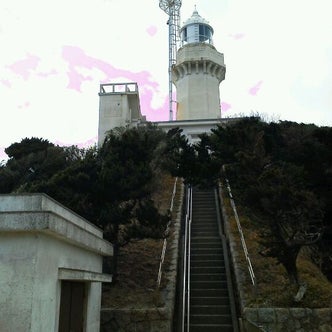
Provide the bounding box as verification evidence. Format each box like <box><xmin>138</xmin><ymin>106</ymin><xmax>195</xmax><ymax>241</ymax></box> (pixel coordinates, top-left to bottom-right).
<box><xmin>153</xmin><ymin>117</ymin><xmax>241</xmax><ymax>144</ymax></box>
<box><xmin>98</xmin><ymin>82</ymin><xmax>146</xmax><ymax>146</ymax></box>
<box><xmin>0</xmin><ymin>193</ymin><xmax>113</xmax><ymax>332</ymax></box>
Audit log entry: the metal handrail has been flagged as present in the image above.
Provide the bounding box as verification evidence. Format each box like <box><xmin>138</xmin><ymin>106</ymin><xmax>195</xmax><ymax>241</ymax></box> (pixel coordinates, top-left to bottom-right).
<box><xmin>181</xmin><ymin>213</ymin><xmax>188</xmax><ymax>332</ymax></box>
<box><xmin>187</xmin><ymin>186</ymin><xmax>192</xmax><ymax>332</ymax></box>
<box><xmin>223</xmin><ymin>175</ymin><xmax>256</xmax><ymax>287</ymax></box>
<box><xmin>181</xmin><ymin>185</ymin><xmax>192</xmax><ymax>332</ymax></box>
<box><xmin>157</xmin><ymin>177</ymin><xmax>178</xmax><ymax>288</ymax></box>
<box><xmin>169</xmin><ymin>177</ymin><xmax>178</xmax><ymax>213</ymax></box>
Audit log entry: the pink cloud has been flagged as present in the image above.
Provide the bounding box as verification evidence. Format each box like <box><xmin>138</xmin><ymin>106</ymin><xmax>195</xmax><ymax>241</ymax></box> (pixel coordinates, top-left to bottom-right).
<box><xmin>145</xmin><ymin>94</ymin><xmax>169</xmax><ymax>121</ymax></box>
<box><xmin>0</xmin><ymin>79</ymin><xmax>11</xmax><ymax>88</ymax></box>
<box><xmin>249</xmin><ymin>80</ymin><xmax>263</xmax><ymax>96</ymax></box>
<box><xmin>221</xmin><ymin>101</ymin><xmax>232</xmax><ymax>112</ymax></box>
<box><xmin>0</xmin><ymin>147</ymin><xmax>7</xmax><ymax>161</ymax></box>
<box><xmin>7</xmin><ymin>54</ymin><xmax>40</xmax><ymax>80</ymax></box>
<box><xmin>146</xmin><ymin>25</ymin><xmax>158</xmax><ymax>37</ymax></box>
<box><xmin>54</xmin><ymin>136</ymin><xmax>98</xmax><ymax>148</ymax></box>
<box><xmin>18</xmin><ymin>101</ymin><xmax>30</xmax><ymax>109</ymax></box>
<box><xmin>61</xmin><ymin>45</ymin><xmax>167</xmax><ymax>120</ymax></box>
<box><xmin>229</xmin><ymin>33</ymin><xmax>245</xmax><ymax>40</ymax></box>
<box><xmin>37</xmin><ymin>69</ymin><xmax>58</xmax><ymax>78</ymax></box>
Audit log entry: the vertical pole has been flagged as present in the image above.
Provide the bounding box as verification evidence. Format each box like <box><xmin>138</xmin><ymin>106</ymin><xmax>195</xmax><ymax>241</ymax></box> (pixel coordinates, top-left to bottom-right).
<box><xmin>160</xmin><ymin>0</ymin><xmax>181</xmax><ymax>121</ymax></box>
<box><xmin>168</xmin><ymin>7</ymin><xmax>174</xmax><ymax>121</ymax></box>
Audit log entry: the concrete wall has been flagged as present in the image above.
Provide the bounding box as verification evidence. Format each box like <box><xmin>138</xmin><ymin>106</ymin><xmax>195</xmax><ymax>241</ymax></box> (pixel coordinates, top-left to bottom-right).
<box><xmin>98</xmin><ymin>83</ymin><xmax>145</xmax><ymax>146</ymax></box>
<box><xmin>175</xmin><ymin>71</ymin><xmax>221</xmax><ymax>120</ymax></box>
<box><xmin>0</xmin><ymin>194</ymin><xmax>113</xmax><ymax>332</ymax></box>
<box><xmin>0</xmin><ymin>193</ymin><xmax>102</xmax><ymax>237</ymax></box>
<box><xmin>173</xmin><ymin>43</ymin><xmax>226</xmax><ymax>121</ymax></box>
<box><xmin>177</xmin><ymin>43</ymin><xmax>225</xmax><ymax>65</ymax></box>
<box><xmin>0</xmin><ymin>233</ymin><xmax>103</xmax><ymax>332</ymax></box>
<box><xmin>98</xmin><ymin>93</ymin><xmax>131</xmax><ymax>145</ymax></box>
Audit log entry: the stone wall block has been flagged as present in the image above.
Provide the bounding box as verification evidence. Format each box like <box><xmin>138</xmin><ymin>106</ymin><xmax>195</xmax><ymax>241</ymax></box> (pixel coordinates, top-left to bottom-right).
<box><xmin>314</xmin><ymin>308</ymin><xmax>331</xmax><ymax>323</ymax></box>
<box><xmin>318</xmin><ymin>323</ymin><xmax>332</xmax><ymax>332</ymax></box>
<box><xmin>258</xmin><ymin>308</ymin><xmax>276</xmax><ymax>323</ymax></box>
<box><xmin>291</xmin><ymin>308</ymin><xmax>307</xmax><ymax>319</ymax></box>
<box><xmin>150</xmin><ymin>321</ymin><xmax>170</xmax><ymax>332</ymax></box>
<box><xmin>243</xmin><ymin>308</ymin><xmax>258</xmax><ymax>322</ymax></box>
<box><xmin>275</xmin><ymin>308</ymin><xmax>290</xmax><ymax>323</ymax></box>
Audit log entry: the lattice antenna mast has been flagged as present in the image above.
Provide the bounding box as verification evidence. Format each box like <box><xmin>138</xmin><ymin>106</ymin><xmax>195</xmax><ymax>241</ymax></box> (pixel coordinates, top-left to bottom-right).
<box><xmin>159</xmin><ymin>0</ymin><xmax>182</xmax><ymax>121</ymax></box>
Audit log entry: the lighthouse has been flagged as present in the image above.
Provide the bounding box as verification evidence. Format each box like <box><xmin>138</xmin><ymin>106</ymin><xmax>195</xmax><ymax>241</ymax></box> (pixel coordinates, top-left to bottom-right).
<box><xmin>98</xmin><ymin>5</ymin><xmax>231</xmax><ymax>145</ymax></box>
<box><xmin>173</xmin><ymin>9</ymin><xmax>226</xmax><ymax>121</ymax></box>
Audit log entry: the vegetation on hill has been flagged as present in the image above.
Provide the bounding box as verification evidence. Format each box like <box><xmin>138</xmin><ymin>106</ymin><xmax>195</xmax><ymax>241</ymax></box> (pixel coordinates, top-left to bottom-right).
<box><xmin>173</xmin><ymin>117</ymin><xmax>331</xmax><ymax>292</ymax></box>
<box><xmin>0</xmin><ymin>124</ymin><xmax>184</xmax><ymax>281</ymax></box>
<box><xmin>223</xmin><ymin>193</ymin><xmax>332</xmax><ymax>308</ymax></box>
<box><xmin>211</xmin><ymin>118</ymin><xmax>331</xmax><ymax>286</ymax></box>
<box><xmin>1</xmin><ymin>117</ymin><xmax>331</xmax><ymax>304</ymax></box>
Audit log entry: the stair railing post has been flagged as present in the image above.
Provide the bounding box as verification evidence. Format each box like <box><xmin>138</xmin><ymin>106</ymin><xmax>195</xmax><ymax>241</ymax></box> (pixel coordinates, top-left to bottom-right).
<box><xmin>181</xmin><ymin>185</ymin><xmax>191</xmax><ymax>332</ymax></box>
<box><xmin>186</xmin><ymin>185</ymin><xmax>192</xmax><ymax>332</ymax></box>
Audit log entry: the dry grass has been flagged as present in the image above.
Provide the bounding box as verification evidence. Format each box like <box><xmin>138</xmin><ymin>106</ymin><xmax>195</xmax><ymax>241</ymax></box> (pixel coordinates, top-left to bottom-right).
<box><xmin>223</xmin><ymin>195</ymin><xmax>332</xmax><ymax>308</ymax></box>
<box><xmin>102</xmin><ymin>238</ymin><xmax>165</xmax><ymax>308</ymax></box>
<box><xmin>102</xmin><ymin>173</ymin><xmax>180</xmax><ymax>309</ymax></box>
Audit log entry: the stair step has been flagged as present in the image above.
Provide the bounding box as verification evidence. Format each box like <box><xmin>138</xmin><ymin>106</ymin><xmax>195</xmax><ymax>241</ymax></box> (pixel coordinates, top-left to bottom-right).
<box><xmin>191</xmin><ymin>273</ymin><xmax>225</xmax><ymax>282</ymax></box>
<box><xmin>191</xmin><ymin>253</ymin><xmax>224</xmax><ymax>259</ymax></box>
<box><xmin>191</xmin><ymin>261</ymin><xmax>224</xmax><ymax>268</ymax></box>
<box><xmin>191</xmin><ymin>265</ymin><xmax>226</xmax><ymax>272</ymax></box>
<box><xmin>191</xmin><ymin>232</ymin><xmax>219</xmax><ymax>237</ymax></box>
<box><xmin>192</xmin><ymin>223</ymin><xmax>217</xmax><ymax>226</ymax></box>
<box><xmin>193</xmin><ymin>210</ymin><xmax>216</xmax><ymax>213</ymax></box>
<box><xmin>188</xmin><ymin>324</ymin><xmax>233</xmax><ymax>332</ymax></box>
<box><xmin>191</xmin><ymin>227</ymin><xmax>218</xmax><ymax>231</ymax></box>
<box><xmin>191</xmin><ymin>240</ymin><xmax>221</xmax><ymax>244</ymax></box>
<box><xmin>192</xmin><ymin>223</ymin><xmax>218</xmax><ymax>227</ymax></box>
<box><xmin>191</xmin><ymin>237</ymin><xmax>220</xmax><ymax>241</ymax></box>
<box><xmin>193</xmin><ymin>197</ymin><xmax>215</xmax><ymax>200</ymax></box>
<box><xmin>192</xmin><ymin>211</ymin><xmax>216</xmax><ymax>214</ymax></box>
<box><xmin>191</xmin><ymin>288</ymin><xmax>230</xmax><ymax>298</ymax></box>
<box><xmin>192</xmin><ymin>218</ymin><xmax>217</xmax><ymax>222</ymax></box>
<box><xmin>191</xmin><ymin>231</ymin><xmax>219</xmax><ymax>235</ymax></box>
<box><xmin>191</xmin><ymin>248</ymin><xmax>223</xmax><ymax>255</ymax></box>
<box><xmin>190</xmin><ymin>314</ymin><xmax>232</xmax><ymax>325</ymax></box>
<box><xmin>191</xmin><ymin>228</ymin><xmax>219</xmax><ymax>232</ymax></box>
<box><xmin>191</xmin><ymin>296</ymin><xmax>230</xmax><ymax>306</ymax></box>
<box><xmin>190</xmin><ymin>243</ymin><xmax>222</xmax><ymax>249</ymax></box>
<box><xmin>190</xmin><ymin>304</ymin><xmax>231</xmax><ymax>315</ymax></box>
<box><xmin>191</xmin><ymin>280</ymin><xmax>228</xmax><ymax>290</ymax></box>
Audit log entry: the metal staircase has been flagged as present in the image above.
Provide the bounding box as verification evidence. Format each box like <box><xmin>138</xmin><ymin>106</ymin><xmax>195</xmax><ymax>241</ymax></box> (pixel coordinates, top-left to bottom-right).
<box><xmin>180</xmin><ymin>187</ymin><xmax>238</xmax><ymax>332</ymax></box>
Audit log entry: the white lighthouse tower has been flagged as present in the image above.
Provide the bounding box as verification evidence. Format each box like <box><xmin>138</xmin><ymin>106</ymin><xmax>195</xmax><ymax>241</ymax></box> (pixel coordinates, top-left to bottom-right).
<box><xmin>173</xmin><ymin>9</ymin><xmax>226</xmax><ymax>120</ymax></box>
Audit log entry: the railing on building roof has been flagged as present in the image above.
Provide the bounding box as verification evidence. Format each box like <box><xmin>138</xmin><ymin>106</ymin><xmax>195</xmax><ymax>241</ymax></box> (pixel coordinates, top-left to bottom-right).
<box><xmin>99</xmin><ymin>82</ymin><xmax>139</xmax><ymax>94</ymax></box>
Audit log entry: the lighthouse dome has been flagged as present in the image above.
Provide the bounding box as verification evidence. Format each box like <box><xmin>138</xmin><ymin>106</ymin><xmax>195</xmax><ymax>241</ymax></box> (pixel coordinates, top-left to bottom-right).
<box><xmin>180</xmin><ymin>8</ymin><xmax>214</xmax><ymax>45</ymax></box>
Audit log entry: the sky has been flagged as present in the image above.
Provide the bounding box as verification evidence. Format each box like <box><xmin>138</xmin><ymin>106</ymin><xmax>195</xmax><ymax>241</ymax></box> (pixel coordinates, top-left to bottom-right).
<box><xmin>1</xmin><ymin>0</ymin><xmax>331</xmax><ymax>160</ymax></box>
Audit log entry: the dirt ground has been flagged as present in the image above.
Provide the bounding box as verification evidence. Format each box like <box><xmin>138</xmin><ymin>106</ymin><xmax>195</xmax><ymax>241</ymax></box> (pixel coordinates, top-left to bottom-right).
<box><xmin>102</xmin><ymin>175</ymin><xmax>179</xmax><ymax>309</ymax></box>
<box><xmin>102</xmin><ymin>238</ymin><xmax>167</xmax><ymax>308</ymax></box>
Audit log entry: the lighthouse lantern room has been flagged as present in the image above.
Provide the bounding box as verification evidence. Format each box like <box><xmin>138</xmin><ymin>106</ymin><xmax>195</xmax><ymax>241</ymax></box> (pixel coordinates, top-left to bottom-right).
<box><xmin>180</xmin><ymin>8</ymin><xmax>214</xmax><ymax>45</ymax></box>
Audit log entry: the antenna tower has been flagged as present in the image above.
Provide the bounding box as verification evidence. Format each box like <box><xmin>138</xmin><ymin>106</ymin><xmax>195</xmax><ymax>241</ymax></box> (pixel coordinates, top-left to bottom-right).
<box><xmin>159</xmin><ymin>0</ymin><xmax>181</xmax><ymax>121</ymax></box>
